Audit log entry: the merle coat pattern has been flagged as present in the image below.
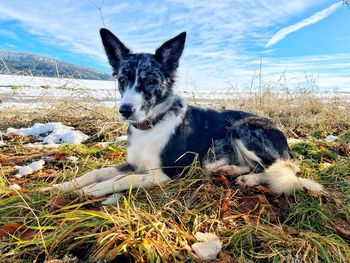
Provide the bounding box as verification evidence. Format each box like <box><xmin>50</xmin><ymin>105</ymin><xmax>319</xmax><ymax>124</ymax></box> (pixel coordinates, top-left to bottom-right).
<box><xmin>49</xmin><ymin>29</ymin><xmax>323</xmax><ymax>204</ymax></box>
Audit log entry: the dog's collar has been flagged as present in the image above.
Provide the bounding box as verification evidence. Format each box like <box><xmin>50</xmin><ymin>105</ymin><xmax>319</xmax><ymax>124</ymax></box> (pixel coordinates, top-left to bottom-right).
<box><xmin>130</xmin><ymin>110</ymin><xmax>169</xmax><ymax>131</ymax></box>
<box><xmin>130</xmin><ymin>98</ymin><xmax>185</xmax><ymax>131</ymax></box>
<box><xmin>130</xmin><ymin>97</ymin><xmax>187</xmax><ymax>131</ymax></box>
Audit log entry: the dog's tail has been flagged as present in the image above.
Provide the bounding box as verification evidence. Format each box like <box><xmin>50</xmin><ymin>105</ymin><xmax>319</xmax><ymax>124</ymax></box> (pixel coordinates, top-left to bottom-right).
<box><xmin>263</xmin><ymin>159</ymin><xmax>323</xmax><ymax>194</ymax></box>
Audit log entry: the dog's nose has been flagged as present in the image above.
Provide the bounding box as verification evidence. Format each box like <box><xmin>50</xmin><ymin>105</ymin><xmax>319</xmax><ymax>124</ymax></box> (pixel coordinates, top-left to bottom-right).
<box><xmin>119</xmin><ymin>104</ymin><xmax>134</xmax><ymax>118</ymax></box>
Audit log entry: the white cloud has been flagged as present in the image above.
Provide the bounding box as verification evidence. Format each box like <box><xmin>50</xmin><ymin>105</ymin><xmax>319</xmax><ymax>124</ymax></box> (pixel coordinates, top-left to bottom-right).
<box><xmin>265</xmin><ymin>1</ymin><xmax>343</xmax><ymax>48</ymax></box>
<box><xmin>0</xmin><ymin>0</ymin><xmax>349</xmax><ymax>91</ymax></box>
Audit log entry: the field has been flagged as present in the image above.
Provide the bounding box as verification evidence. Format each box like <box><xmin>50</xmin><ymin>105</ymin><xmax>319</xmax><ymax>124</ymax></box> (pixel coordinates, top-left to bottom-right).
<box><xmin>0</xmin><ymin>77</ymin><xmax>350</xmax><ymax>262</ymax></box>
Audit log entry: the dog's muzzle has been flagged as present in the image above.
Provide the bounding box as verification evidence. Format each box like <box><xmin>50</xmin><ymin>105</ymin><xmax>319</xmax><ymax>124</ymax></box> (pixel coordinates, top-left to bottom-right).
<box><xmin>119</xmin><ymin>104</ymin><xmax>135</xmax><ymax>119</ymax></box>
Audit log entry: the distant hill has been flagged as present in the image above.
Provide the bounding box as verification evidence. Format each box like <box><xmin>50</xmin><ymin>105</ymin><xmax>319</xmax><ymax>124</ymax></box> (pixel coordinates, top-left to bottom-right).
<box><xmin>0</xmin><ymin>50</ymin><xmax>111</xmax><ymax>80</ymax></box>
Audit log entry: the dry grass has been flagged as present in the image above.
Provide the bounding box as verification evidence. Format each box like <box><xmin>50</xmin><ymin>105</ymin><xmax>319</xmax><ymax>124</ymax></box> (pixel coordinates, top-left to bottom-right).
<box><xmin>0</xmin><ymin>90</ymin><xmax>350</xmax><ymax>262</ymax></box>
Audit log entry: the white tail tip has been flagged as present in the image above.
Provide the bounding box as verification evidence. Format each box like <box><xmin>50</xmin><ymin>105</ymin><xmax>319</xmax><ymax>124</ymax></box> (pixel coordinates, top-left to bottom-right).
<box><xmin>264</xmin><ymin>159</ymin><xmax>324</xmax><ymax>195</ymax></box>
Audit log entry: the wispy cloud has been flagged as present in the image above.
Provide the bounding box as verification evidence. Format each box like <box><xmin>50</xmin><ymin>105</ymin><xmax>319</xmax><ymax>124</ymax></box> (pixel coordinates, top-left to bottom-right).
<box><xmin>0</xmin><ymin>0</ymin><xmax>318</xmax><ymax>66</ymax></box>
<box><xmin>265</xmin><ymin>1</ymin><xmax>343</xmax><ymax>48</ymax></box>
<box><xmin>0</xmin><ymin>29</ymin><xmax>19</xmax><ymax>40</ymax></box>
<box><xmin>0</xmin><ymin>0</ymin><xmax>349</xmax><ymax>91</ymax></box>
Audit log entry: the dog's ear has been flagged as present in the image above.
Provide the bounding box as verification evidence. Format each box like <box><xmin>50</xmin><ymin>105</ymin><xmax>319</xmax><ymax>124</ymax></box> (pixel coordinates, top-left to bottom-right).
<box><xmin>155</xmin><ymin>32</ymin><xmax>186</xmax><ymax>73</ymax></box>
<box><xmin>100</xmin><ymin>28</ymin><xmax>130</xmax><ymax>70</ymax></box>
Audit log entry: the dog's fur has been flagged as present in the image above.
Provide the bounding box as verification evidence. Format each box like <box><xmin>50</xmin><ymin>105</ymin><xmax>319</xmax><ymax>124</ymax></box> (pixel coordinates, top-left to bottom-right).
<box><xmin>49</xmin><ymin>29</ymin><xmax>323</xmax><ymax>204</ymax></box>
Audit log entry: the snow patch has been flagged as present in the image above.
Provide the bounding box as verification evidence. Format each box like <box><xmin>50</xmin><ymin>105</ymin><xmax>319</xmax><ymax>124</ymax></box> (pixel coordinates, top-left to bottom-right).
<box><xmin>287</xmin><ymin>138</ymin><xmax>303</xmax><ymax>144</ymax></box>
<box><xmin>96</xmin><ymin>135</ymin><xmax>128</xmax><ymax>148</ymax></box>
<box><xmin>115</xmin><ymin>135</ymin><xmax>128</xmax><ymax>142</ymax></box>
<box><xmin>6</xmin><ymin>122</ymin><xmax>89</xmax><ymax>144</ymax></box>
<box><xmin>14</xmin><ymin>160</ymin><xmax>45</xmax><ymax>178</ymax></box>
<box><xmin>23</xmin><ymin>143</ymin><xmax>60</xmax><ymax>149</ymax></box>
<box><xmin>191</xmin><ymin>232</ymin><xmax>222</xmax><ymax>260</ymax></box>
<box><xmin>325</xmin><ymin>135</ymin><xmax>338</xmax><ymax>142</ymax></box>
<box><xmin>9</xmin><ymin>184</ymin><xmax>22</xmax><ymax>190</ymax></box>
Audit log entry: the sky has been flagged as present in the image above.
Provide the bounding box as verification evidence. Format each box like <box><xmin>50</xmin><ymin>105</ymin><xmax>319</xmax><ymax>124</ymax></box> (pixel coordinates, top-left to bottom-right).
<box><xmin>0</xmin><ymin>0</ymin><xmax>349</xmax><ymax>92</ymax></box>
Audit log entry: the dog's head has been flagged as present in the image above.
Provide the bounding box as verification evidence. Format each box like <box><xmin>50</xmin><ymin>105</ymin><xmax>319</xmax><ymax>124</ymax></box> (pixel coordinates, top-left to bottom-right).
<box><xmin>100</xmin><ymin>28</ymin><xmax>186</xmax><ymax>122</ymax></box>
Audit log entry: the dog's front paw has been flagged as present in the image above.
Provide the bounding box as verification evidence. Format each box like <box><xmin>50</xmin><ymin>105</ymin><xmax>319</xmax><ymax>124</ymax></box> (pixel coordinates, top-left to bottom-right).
<box><xmin>236</xmin><ymin>174</ymin><xmax>260</xmax><ymax>188</ymax></box>
<box><xmin>101</xmin><ymin>193</ymin><xmax>124</xmax><ymax>205</ymax></box>
<box><xmin>41</xmin><ymin>181</ymin><xmax>81</xmax><ymax>193</ymax></box>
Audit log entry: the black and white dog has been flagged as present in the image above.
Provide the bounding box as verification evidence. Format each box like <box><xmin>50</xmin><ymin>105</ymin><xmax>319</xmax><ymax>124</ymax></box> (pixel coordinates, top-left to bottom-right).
<box><xmin>50</xmin><ymin>29</ymin><xmax>323</xmax><ymax>204</ymax></box>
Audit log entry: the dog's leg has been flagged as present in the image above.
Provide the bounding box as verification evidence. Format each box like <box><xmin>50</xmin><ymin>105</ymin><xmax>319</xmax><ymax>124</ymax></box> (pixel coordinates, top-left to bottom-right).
<box><xmin>236</xmin><ymin>172</ymin><xmax>264</xmax><ymax>188</ymax></box>
<box><xmin>78</xmin><ymin>171</ymin><xmax>170</xmax><ymax>197</ymax></box>
<box><xmin>216</xmin><ymin>165</ymin><xmax>251</xmax><ymax>176</ymax></box>
<box><xmin>204</xmin><ymin>159</ymin><xmax>229</xmax><ymax>173</ymax></box>
<box><xmin>205</xmin><ymin>159</ymin><xmax>250</xmax><ymax>176</ymax></box>
<box><xmin>46</xmin><ymin>163</ymin><xmax>134</xmax><ymax>192</ymax></box>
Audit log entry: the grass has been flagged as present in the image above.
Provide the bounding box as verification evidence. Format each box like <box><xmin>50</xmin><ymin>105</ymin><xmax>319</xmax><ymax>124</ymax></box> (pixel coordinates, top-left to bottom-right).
<box><xmin>0</xmin><ymin>91</ymin><xmax>349</xmax><ymax>262</ymax></box>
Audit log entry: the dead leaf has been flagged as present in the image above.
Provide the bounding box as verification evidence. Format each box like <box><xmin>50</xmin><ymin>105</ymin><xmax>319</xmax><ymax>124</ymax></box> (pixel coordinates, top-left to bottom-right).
<box><xmin>0</xmin><ymin>157</ymin><xmax>23</xmax><ymax>166</ymax></box>
<box><xmin>219</xmin><ymin>251</ymin><xmax>238</xmax><ymax>263</ymax></box>
<box><xmin>220</xmin><ymin>203</ymin><xmax>229</xmax><ymax>214</ymax></box>
<box><xmin>319</xmin><ymin>145</ymin><xmax>326</xmax><ymax>151</ymax></box>
<box><xmin>282</xmin><ymin>226</ymin><xmax>300</xmax><ymax>236</ymax></box>
<box><xmin>274</xmin><ymin>198</ymin><xmax>289</xmax><ymax>220</ymax></box>
<box><xmin>335</xmin><ymin>226</ymin><xmax>350</xmax><ymax>238</ymax></box>
<box><xmin>212</xmin><ymin>175</ymin><xmax>230</xmax><ymax>186</ymax></box>
<box><xmin>0</xmin><ymin>223</ymin><xmax>28</xmax><ymax>238</ymax></box>
<box><xmin>51</xmin><ymin>152</ymin><xmax>66</xmax><ymax>160</ymax></box>
<box><xmin>256</xmin><ymin>194</ymin><xmax>269</xmax><ymax>205</ymax></box>
<box><xmin>104</xmin><ymin>151</ymin><xmax>124</xmax><ymax>159</ymax></box>
<box><xmin>44</xmin><ymin>168</ymin><xmax>59</xmax><ymax>175</ymax></box>
<box><xmin>21</xmin><ymin>229</ymin><xmax>38</xmax><ymax>240</ymax></box>
<box><xmin>292</xmin><ymin>128</ymin><xmax>307</xmax><ymax>138</ymax></box>
<box><xmin>8</xmin><ymin>178</ymin><xmax>29</xmax><ymax>185</ymax></box>
<box><xmin>7</xmin><ymin>189</ymin><xmax>29</xmax><ymax>196</ymax></box>
<box><xmin>51</xmin><ymin>197</ymin><xmax>71</xmax><ymax>208</ymax></box>
<box><xmin>322</xmin><ymin>155</ymin><xmax>334</xmax><ymax>164</ymax></box>
<box><xmin>239</xmin><ymin>196</ymin><xmax>259</xmax><ymax>213</ymax></box>
<box><xmin>255</xmin><ymin>185</ymin><xmax>276</xmax><ymax>196</ymax></box>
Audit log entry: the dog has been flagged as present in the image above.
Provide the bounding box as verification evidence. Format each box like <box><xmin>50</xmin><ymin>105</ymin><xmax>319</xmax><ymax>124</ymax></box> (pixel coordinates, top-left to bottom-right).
<box><xmin>49</xmin><ymin>28</ymin><xmax>323</xmax><ymax>204</ymax></box>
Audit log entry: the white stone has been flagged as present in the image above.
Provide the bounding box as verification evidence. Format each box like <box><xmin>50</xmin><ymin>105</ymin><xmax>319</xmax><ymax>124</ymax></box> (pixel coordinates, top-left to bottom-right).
<box><xmin>14</xmin><ymin>160</ymin><xmax>45</xmax><ymax>178</ymax></box>
<box><xmin>67</xmin><ymin>156</ymin><xmax>79</xmax><ymax>162</ymax></box>
<box><xmin>192</xmin><ymin>232</ymin><xmax>222</xmax><ymax>260</ymax></box>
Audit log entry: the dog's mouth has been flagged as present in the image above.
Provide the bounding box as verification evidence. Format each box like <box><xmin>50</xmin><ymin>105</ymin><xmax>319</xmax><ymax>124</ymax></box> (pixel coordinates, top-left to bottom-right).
<box><xmin>119</xmin><ymin>109</ymin><xmax>147</xmax><ymax>123</ymax></box>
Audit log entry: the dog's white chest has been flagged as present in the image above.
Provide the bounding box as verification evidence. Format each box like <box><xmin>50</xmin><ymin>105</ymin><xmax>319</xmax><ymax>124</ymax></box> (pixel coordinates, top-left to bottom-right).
<box><xmin>127</xmin><ymin>115</ymin><xmax>183</xmax><ymax>171</ymax></box>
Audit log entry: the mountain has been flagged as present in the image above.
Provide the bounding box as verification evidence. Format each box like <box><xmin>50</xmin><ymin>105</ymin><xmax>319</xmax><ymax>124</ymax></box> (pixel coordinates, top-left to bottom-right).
<box><xmin>0</xmin><ymin>50</ymin><xmax>111</xmax><ymax>80</ymax></box>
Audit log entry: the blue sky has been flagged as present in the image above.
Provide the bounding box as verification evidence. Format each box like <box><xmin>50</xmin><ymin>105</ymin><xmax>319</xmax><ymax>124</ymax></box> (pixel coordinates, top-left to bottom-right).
<box><xmin>0</xmin><ymin>0</ymin><xmax>349</xmax><ymax>91</ymax></box>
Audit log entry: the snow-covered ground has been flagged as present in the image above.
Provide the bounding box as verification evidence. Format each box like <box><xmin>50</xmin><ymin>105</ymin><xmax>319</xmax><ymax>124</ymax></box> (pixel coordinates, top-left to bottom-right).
<box><xmin>1</xmin><ymin>74</ymin><xmax>349</xmax><ymax>109</ymax></box>
<box><xmin>0</xmin><ymin>74</ymin><xmax>118</xmax><ymax>108</ymax></box>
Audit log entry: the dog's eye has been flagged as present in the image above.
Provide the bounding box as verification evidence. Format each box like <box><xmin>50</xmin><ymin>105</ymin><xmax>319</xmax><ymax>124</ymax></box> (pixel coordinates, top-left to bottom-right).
<box><xmin>144</xmin><ymin>79</ymin><xmax>158</xmax><ymax>86</ymax></box>
<box><xmin>118</xmin><ymin>76</ymin><xmax>128</xmax><ymax>84</ymax></box>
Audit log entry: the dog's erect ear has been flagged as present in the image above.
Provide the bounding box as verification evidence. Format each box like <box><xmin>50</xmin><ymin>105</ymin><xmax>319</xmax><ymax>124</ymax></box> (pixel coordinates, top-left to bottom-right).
<box><xmin>100</xmin><ymin>28</ymin><xmax>130</xmax><ymax>70</ymax></box>
<box><xmin>155</xmin><ymin>32</ymin><xmax>186</xmax><ymax>73</ymax></box>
